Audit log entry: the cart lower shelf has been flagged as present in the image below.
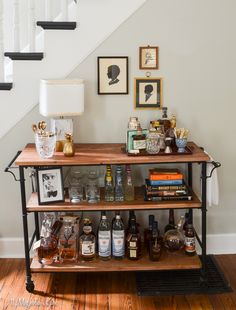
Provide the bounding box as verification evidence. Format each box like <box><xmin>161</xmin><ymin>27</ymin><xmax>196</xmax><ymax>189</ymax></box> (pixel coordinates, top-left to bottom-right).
<box><xmin>31</xmin><ymin>249</ymin><xmax>201</xmax><ymax>273</ymax></box>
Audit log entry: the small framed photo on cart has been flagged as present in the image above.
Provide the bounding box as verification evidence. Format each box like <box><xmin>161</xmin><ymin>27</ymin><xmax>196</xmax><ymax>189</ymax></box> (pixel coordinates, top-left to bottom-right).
<box><xmin>97</xmin><ymin>56</ymin><xmax>128</xmax><ymax>94</ymax></box>
<box><xmin>134</xmin><ymin>78</ymin><xmax>162</xmax><ymax>109</ymax></box>
<box><xmin>36</xmin><ymin>167</ymin><xmax>64</xmax><ymax>205</ymax></box>
<box><xmin>139</xmin><ymin>46</ymin><xmax>158</xmax><ymax>70</ymax></box>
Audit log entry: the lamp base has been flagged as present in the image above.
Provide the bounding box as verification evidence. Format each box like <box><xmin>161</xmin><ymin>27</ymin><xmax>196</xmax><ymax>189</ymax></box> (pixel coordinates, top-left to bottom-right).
<box><xmin>56</xmin><ymin>140</ymin><xmax>66</xmax><ymax>152</ymax></box>
<box><xmin>51</xmin><ymin>118</ymin><xmax>73</xmax><ymax>152</ymax></box>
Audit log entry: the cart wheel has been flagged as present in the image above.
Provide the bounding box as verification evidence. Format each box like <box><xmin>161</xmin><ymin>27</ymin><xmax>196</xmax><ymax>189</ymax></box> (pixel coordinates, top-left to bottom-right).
<box><xmin>26</xmin><ymin>281</ymin><xmax>35</xmax><ymax>293</ymax></box>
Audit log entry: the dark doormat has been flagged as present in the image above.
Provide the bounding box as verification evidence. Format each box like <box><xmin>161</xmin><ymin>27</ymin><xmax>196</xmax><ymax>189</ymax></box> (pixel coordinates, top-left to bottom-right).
<box><xmin>136</xmin><ymin>255</ymin><xmax>233</xmax><ymax>296</ymax></box>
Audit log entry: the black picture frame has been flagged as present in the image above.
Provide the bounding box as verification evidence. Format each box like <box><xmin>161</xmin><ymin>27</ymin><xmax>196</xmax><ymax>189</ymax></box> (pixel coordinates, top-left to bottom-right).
<box><xmin>134</xmin><ymin>77</ymin><xmax>162</xmax><ymax>109</ymax></box>
<box><xmin>36</xmin><ymin>167</ymin><xmax>64</xmax><ymax>205</ymax></box>
<box><xmin>97</xmin><ymin>56</ymin><xmax>128</xmax><ymax>94</ymax></box>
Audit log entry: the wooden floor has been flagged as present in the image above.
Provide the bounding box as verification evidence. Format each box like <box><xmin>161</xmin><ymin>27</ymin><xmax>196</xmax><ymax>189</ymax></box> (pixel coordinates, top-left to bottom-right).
<box><xmin>0</xmin><ymin>255</ymin><xmax>236</xmax><ymax>310</ymax></box>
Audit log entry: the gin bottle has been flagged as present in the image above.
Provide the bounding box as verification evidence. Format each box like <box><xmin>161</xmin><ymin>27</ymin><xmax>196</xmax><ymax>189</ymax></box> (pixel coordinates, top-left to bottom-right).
<box><xmin>112</xmin><ymin>213</ymin><xmax>125</xmax><ymax>259</ymax></box>
<box><xmin>124</xmin><ymin>165</ymin><xmax>134</xmax><ymax>201</ymax></box>
<box><xmin>115</xmin><ymin>166</ymin><xmax>124</xmax><ymax>201</ymax></box>
<box><xmin>98</xmin><ymin>212</ymin><xmax>111</xmax><ymax>260</ymax></box>
<box><xmin>104</xmin><ymin>165</ymin><xmax>114</xmax><ymax>202</ymax></box>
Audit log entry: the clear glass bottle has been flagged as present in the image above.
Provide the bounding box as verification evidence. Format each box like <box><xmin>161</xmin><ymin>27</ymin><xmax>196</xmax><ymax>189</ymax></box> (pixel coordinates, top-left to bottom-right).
<box><xmin>132</xmin><ymin>125</ymin><xmax>146</xmax><ymax>152</ymax></box>
<box><xmin>149</xmin><ymin>221</ymin><xmax>162</xmax><ymax>261</ymax></box>
<box><xmin>37</xmin><ymin>215</ymin><xmax>62</xmax><ymax>265</ymax></box>
<box><xmin>104</xmin><ymin>165</ymin><xmax>114</xmax><ymax>202</ymax></box>
<box><xmin>58</xmin><ymin>216</ymin><xmax>79</xmax><ymax>263</ymax></box>
<box><xmin>79</xmin><ymin>218</ymin><xmax>96</xmax><ymax>261</ymax></box>
<box><xmin>68</xmin><ymin>170</ymin><xmax>84</xmax><ymax>203</ymax></box>
<box><xmin>146</xmin><ymin>127</ymin><xmax>160</xmax><ymax>154</ymax></box>
<box><xmin>112</xmin><ymin>213</ymin><xmax>125</xmax><ymax>259</ymax></box>
<box><xmin>126</xmin><ymin>218</ymin><xmax>141</xmax><ymax>260</ymax></box>
<box><xmin>86</xmin><ymin>170</ymin><xmax>100</xmax><ymax>203</ymax></box>
<box><xmin>115</xmin><ymin>166</ymin><xmax>124</xmax><ymax>201</ymax></box>
<box><xmin>124</xmin><ymin>165</ymin><xmax>134</xmax><ymax>201</ymax></box>
<box><xmin>98</xmin><ymin>212</ymin><xmax>111</xmax><ymax>260</ymax></box>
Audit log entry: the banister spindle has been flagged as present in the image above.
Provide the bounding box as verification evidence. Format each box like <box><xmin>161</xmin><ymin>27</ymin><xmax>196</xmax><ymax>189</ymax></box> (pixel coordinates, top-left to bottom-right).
<box><xmin>45</xmin><ymin>0</ymin><xmax>52</xmax><ymax>21</ymax></box>
<box><xmin>0</xmin><ymin>0</ymin><xmax>5</xmax><ymax>81</ymax></box>
<box><xmin>61</xmin><ymin>0</ymin><xmax>68</xmax><ymax>21</ymax></box>
<box><xmin>13</xmin><ymin>0</ymin><xmax>20</xmax><ymax>52</ymax></box>
<box><xmin>29</xmin><ymin>0</ymin><xmax>36</xmax><ymax>52</ymax></box>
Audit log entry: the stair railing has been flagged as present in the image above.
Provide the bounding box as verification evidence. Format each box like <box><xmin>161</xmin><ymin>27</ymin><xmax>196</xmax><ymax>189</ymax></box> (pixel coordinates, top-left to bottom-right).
<box><xmin>0</xmin><ymin>0</ymin><xmax>5</xmax><ymax>81</ymax></box>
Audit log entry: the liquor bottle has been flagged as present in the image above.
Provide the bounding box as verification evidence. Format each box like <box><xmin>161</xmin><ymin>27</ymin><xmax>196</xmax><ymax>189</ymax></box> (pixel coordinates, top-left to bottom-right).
<box><xmin>164</xmin><ymin>216</ymin><xmax>185</xmax><ymax>252</ymax></box>
<box><xmin>104</xmin><ymin>165</ymin><xmax>114</xmax><ymax>202</ymax></box>
<box><xmin>124</xmin><ymin>165</ymin><xmax>134</xmax><ymax>201</ymax></box>
<box><xmin>144</xmin><ymin>214</ymin><xmax>155</xmax><ymax>249</ymax></box>
<box><xmin>132</xmin><ymin>125</ymin><xmax>146</xmax><ymax>152</ymax></box>
<box><xmin>126</xmin><ymin>218</ymin><xmax>141</xmax><ymax>260</ymax></box>
<box><xmin>79</xmin><ymin>218</ymin><xmax>96</xmax><ymax>261</ymax></box>
<box><xmin>149</xmin><ymin>221</ymin><xmax>161</xmax><ymax>261</ymax></box>
<box><xmin>112</xmin><ymin>213</ymin><xmax>125</xmax><ymax>259</ymax></box>
<box><xmin>158</xmin><ymin>107</ymin><xmax>171</xmax><ymax>134</ymax></box>
<box><xmin>185</xmin><ymin>223</ymin><xmax>196</xmax><ymax>256</ymax></box>
<box><xmin>183</xmin><ymin>212</ymin><xmax>190</xmax><ymax>233</ymax></box>
<box><xmin>165</xmin><ymin>115</ymin><xmax>177</xmax><ymax>147</ymax></box>
<box><xmin>115</xmin><ymin>166</ymin><xmax>124</xmax><ymax>201</ymax></box>
<box><xmin>98</xmin><ymin>212</ymin><xmax>111</xmax><ymax>260</ymax></box>
<box><xmin>164</xmin><ymin>209</ymin><xmax>175</xmax><ymax>233</ymax></box>
<box><xmin>58</xmin><ymin>216</ymin><xmax>79</xmax><ymax>263</ymax></box>
<box><xmin>37</xmin><ymin>216</ymin><xmax>62</xmax><ymax>265</ymax></box>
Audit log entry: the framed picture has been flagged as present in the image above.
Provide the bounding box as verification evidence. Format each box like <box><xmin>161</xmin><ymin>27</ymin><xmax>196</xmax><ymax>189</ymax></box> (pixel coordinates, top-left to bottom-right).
<box><xmin>139</xmin><ymin>46</ymin><xmax>158</xmax><ymax>70</ymax></box>
<box><xmin>36</xmin><ymin>167</ymin><xmax>64</xmax><ymax>205</ymax></box>
<box><xmin>134</xmin><ymin>78</ymin><xmax>162</xmax><ymax>109</ymax></box>
<box><xmin>97</xmin><ymin>56</ymin><xmax>128</xmax><ymax>94</ymax></box>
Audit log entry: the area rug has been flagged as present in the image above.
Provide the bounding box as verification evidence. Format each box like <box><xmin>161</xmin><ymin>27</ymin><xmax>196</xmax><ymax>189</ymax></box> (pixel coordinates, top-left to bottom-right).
<box><xmin>136</xmin><ymin>255</ymin><xmax>232</xmax><ymax>296</ymax></box>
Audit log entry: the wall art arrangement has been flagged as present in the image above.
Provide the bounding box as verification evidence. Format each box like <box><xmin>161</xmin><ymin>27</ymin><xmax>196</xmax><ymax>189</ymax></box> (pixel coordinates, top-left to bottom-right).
<box><xmin>134</xmin><ymin>78</ymin><xmax>162</xmax><ymax>109</ymax></box>
<box><xmin>36</xmin><ymin>167</ymin><xmax>64</xmax><ymax>205</ymax></box>
<box><xmin>97</xmin><ymin>56</ymin><xmax>128</xmax><ymax>94</ymax></box>
<box><xmin>139</xmin><ymin>45</ymin><xmax>158</xmax><ymax>70</ymax></box>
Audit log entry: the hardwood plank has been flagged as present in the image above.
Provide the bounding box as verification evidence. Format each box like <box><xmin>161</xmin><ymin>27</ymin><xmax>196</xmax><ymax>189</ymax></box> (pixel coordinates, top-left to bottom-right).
<box><xmin>30</xmin><ymin>249</ymin><xmax>201</xmax><ymax>273</ymax></box>
<box><xmin>15</xmin><ymin>142</ymin><xmax>210</xmax><ymax>166</ymax></box>
<box><xmin>27</xmin><ymin>189</ymin><xmax>201</xmax><ymax>212</ymax></box>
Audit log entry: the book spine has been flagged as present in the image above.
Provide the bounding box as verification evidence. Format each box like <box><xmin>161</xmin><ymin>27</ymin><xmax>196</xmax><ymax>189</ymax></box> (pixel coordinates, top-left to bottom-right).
<box><xmin>145</xmin><ymin>195</ymin><xmax>192</xmax><ymax>201</ymax></box>
<box><xmin>145</xmin><ymin>190</ymin><xmax>188</xmax><ymax>196</ymax></box>
<box><xmin>149</xmin><ymin>179</ymin><xmax>184</xmax><ymax>185</ymax></box>
<box><xmin>146</xmin><ymin>185</ymin><xmax>187</xmax><ymax>191</ymax></box>
<box><xmin>149</xmin><ymin>174</ymin><xmax>183</xmax><ymax>181</ymax></box>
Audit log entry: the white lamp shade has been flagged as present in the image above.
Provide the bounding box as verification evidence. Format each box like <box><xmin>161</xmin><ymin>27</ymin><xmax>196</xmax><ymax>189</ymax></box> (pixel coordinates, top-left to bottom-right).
<box><xmin>39</xmin><ymin>79</ymin><xmax>84</xmax><ymax>117</ymax></box>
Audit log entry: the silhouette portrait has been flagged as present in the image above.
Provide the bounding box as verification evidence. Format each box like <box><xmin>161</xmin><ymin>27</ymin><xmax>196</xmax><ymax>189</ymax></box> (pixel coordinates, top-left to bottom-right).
<box><xmin>144</xmin><ymin>84</ymin><xmax>153</xmax><ymax>102</ymax></box>
<box><xmin>107</xmin><ymin>65</ymin><xmax>120</xmax><ymax>85</ymax></box>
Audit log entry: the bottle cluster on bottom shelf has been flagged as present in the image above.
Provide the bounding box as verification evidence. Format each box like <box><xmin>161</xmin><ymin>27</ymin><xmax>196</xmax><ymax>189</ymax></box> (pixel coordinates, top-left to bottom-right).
<box><xmin>34</xmin><ymin>210</ymin><xmax>196</xmax><ymax>266</ymax></box>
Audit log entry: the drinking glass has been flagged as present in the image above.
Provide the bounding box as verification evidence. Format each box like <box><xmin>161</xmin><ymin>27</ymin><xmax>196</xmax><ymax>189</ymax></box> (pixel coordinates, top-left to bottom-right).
<box><xmin>35</xmin><ymin>133</ymin><xmax>56</xmax><ymax>159</ymax></box>
<box><xmin>68</xmin><ymin>170</ymin><xmax>84</xmax><ymax>203</ymax></box>
<box><xmin>86</xmin><ymin>171</ymin><xmax>100</xmax><ymax>203</ymax></box>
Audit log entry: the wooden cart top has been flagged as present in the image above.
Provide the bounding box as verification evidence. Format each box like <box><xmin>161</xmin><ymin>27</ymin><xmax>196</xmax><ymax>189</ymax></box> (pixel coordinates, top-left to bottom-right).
<box><xmin>15</xmin><ymin>141</ymin><xmax>210</xmax><ymax>166</ymax></box>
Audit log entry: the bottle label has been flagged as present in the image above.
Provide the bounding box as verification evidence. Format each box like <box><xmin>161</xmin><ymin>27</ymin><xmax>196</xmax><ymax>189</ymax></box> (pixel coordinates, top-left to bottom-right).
<box><xmin>112</xmin><ymin>230</ymin><xmax>125</xmax><ymax>256</ymax></box>
<box><xmin>98</xmin><ymin>231</ymin><xmax>111</xmax><ymax>257</ymax></box>
<box><xmin>81</xmin><ymin>241</ymin><xmax>95</xmax><ymax>256</ymax></box>
<box><xmin>185</xmin><ymin>237</ymin><xmax>195</xmax><ymax>253</ymax></box>
<box><xmin>133</xmin><ymin>139</ymin><xmax>146</xmax><ymax>150</ymax></box>
<box><xmin>129</xmin><ymin>249</ymin><xmax>137</xmax><ymax>258</ymax></box>
<box><xmin>129</xmin><ymin>241</ymin><xmax>137</xmax><ymax>248</ymax></box>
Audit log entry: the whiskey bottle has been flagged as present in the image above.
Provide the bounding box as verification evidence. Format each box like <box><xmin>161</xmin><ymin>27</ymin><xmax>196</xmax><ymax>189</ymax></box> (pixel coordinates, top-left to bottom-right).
<box><xmin>164</xmin><ymin>209</ymin><xmax>175</xmax><ymax>233</ymax></box>
<box><xmin>144</xmin><ymin>214</ymin><xmax>155</xmax><ymax>250</ymax></box>
<box><xmin>126</xmin><ymin>218</ymin><xmax>141</xmax><ymax>260</ymax></box>
<box><xmin>98</xmin><ymin>212</ymin><xmax>111</xmax><ymax>260</ymax></box>
<box><xmin>112</xmin><ymin>213</ymin><xmax>125</xmax><ymax>259</ymax></box>
<box><xmin>58</xmin><ymin>216</ymin><xmax>79</xmax><ymax>263</ymax></box>
<box><xmin>185</xmin><ymin>223</ymin><xmax>196</xmax><ymax>256</ymax></box>
<box><xmin>149</xmin><ymin>221</ymin><xmax>161</xmax><ymax>261</ymax></box>
<box><xmin>79</xmin><ymin>218</ymin><xmax>96</xmax><ymax>261</ymax></box>
<box><xmin>164</xmin><ymin>216</ymin><xmax>185</xmax><ymax>252</ymax></box>
<box><xmin>132</xmin><ymin>125</ymin><xmax>146</xmax><ymax>152</ymax></box>
<box><xmin>158</xmin><ymin>107</ymin><xmax>171</xmax><ymax>134</ymax></box>
<box><xmin>115</xmin><ymin>166</ymin><xmax>124</xmax><ymax>201</ymax></box>
<box><xmin>104</xmin><ymin>165</ymin><xmax>114</xmax><ymax>202</ymax></box>
<box><xmin>124</xmin><ymin>165</ymin><xmax>134</xmax><ymax>201</ymax></box>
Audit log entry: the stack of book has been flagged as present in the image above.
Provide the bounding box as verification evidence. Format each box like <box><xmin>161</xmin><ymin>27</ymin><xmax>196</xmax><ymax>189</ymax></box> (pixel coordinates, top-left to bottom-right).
<box><xmin>144</xmin><ymin>168</ymin><xmax>192</xmax><ymax>201</ymax></box>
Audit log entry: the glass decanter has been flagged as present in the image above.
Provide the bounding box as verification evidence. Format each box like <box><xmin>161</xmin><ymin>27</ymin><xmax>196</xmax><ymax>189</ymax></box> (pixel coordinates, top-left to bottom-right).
<box><xmin>163</xmin><ymin>215</ymin><xmax>185</xmax><ymax>252</ymax></box>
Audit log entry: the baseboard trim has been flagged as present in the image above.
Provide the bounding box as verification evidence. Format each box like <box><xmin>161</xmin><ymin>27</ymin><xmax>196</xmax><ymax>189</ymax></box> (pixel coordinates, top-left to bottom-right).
<box><xmin>1</xmin><ymin>234</ymin><xmax>236</xmax><ymax>258</ymax></box>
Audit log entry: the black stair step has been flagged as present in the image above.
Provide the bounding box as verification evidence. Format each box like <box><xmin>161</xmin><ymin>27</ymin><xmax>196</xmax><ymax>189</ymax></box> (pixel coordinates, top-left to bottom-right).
<box><xmin>37</xmin><ymin>21</ymin><xmax>76</xmax><ymax>30</ymax></box>
<box><xmin>4</xmin><ymin>52</ymin><xmax>44</xmax><ymax>61</ymax></box>
<box><xmin>0</xmin><ymin>83</ymin><xmax>13</xmax><ymax>90</ymax></box>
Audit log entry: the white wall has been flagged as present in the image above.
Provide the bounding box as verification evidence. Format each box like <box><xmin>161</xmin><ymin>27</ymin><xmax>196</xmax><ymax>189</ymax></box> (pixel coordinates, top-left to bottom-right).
<box><xmin>1</xmin><ymin>0</ymin><xmax>236</xmax><ymax>256</ymax></box>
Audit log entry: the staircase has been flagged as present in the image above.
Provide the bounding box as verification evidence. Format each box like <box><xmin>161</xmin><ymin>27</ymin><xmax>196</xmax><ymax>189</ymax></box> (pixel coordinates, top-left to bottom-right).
<box><xmin>0</xmin><ymin>0</ymin><xmax>146</xmax><ymax>139</ymax></box>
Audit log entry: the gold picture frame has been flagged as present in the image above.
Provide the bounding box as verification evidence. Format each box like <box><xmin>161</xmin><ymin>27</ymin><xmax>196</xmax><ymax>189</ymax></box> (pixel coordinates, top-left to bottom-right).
<box><xmin>134</xmin><ymin>77</ymin><xmax>162</xmax><ymax>109</ymax></box>
<box><xmin>139</xmin><ymin>46</ymin><xmax>158</xmax><ymax>70</ymax></box>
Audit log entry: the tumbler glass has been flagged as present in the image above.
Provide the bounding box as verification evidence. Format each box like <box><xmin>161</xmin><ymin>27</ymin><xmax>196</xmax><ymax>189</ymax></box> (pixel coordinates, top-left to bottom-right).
<box><xmin>35</xmin><ymin>133</ymin><xmax>56</xmax><ymax>159</ymax></box>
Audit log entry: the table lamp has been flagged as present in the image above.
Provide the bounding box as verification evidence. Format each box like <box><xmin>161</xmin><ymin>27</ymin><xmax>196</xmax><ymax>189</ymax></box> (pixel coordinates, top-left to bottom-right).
<box><xmin>39</xmin><ymin>79</ymin><xmax>84</xmax><ymax>151</ymax></box>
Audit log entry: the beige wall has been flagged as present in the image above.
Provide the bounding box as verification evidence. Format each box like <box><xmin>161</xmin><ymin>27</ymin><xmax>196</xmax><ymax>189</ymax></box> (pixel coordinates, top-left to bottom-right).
<box><xmin>1</xmin><ymin>0</ymin><xmax>236</xmax><ymax>243</ymax></box>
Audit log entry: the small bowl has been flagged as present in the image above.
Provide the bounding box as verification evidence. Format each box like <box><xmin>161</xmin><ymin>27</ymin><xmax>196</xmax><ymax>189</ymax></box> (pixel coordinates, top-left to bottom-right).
<box><xmin>175</xmin><ymin>138</ymin><xmax>187</xmax><ymax>153</ymax></box>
